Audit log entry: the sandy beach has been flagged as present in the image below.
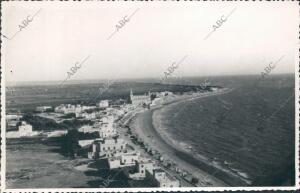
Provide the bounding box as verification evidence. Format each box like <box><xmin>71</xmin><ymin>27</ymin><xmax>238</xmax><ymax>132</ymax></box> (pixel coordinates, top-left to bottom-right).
<box><xmin>129</xmin><ymin>89</ymin><xmax>248</xmax><ymax>186</ymax></box>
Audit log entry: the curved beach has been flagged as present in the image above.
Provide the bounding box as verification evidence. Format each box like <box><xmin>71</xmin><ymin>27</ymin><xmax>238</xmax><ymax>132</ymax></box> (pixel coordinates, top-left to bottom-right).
<box><xmin>129</xmin><ymin>89</ymin><xmax>249</xmax><ymax>186</ymax></box>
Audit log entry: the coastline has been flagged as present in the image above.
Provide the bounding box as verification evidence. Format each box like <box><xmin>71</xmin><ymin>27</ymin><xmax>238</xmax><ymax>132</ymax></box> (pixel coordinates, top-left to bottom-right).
<box><xmin>5</xmin><ymin>80</ymin><xmax>295</xmax><ymax>188</ymax></box>
<box><xmin>128</xmin><ymin>88</ymin><xmax>249</xmax><ymax>186</ymax></box>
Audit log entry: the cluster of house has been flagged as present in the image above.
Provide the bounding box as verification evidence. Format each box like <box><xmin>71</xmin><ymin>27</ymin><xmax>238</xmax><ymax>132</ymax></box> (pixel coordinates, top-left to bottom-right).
<box><xmin>108</xmin><ymin>150</ymin><xmax>180</xmax><ymax>187</ymax></box>
<box><xmin>39</xmin><ymin>88</ymin><xmax>175</xmax><ymax>116</ymax></box>
<box><xmin>52</xmin><ymin>101</ymin><xmax>128</xmax><ymax>121</ymax></box>
<box><xmin>72</xmin><ymin>92</ymin><xmax>180</xmax><ymax>187</ymax></box>
<box><xmin>6</xmin><ymin>89</ymin><xmax>181</xmax><ymax>187</ymax></box>
<box><xmin>78</xmin><ymin>115</ymin><xmax>117</xmax><ymax>138</ymax></box>
<box><xmin>54</xmin><ymin>104</ymin><xmax>97</xmax><ymax>114</ymax></box>
<box><xmin>79</xmin><ymin>117</ymin><xmax>180</xmax><ymax>187</ymax></box>
<box><xmin>75</xmin><ymin>107</ymin><xmax>126</xmax><ymax>120</ymax></box>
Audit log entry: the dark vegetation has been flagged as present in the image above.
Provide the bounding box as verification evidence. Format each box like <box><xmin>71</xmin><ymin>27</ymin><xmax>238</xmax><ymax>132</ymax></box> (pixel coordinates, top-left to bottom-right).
<box><xmin>34</xmin><ymin>108</ymin><xmax>54</xmax><ymax>113</ymax></box>
<box><xmin>61</xmin><ymin>119</ymin><xmax>93</xmax><ymax>129</ymax></box>
<box><xmin>20</xmin><ymin>113</ymin><xmax>62</xmax><ymax>131</ymax></box>
<box><xmin>150</xmin><ymin>93</ymin><xmax>157</xmax><ymax>101</ymax></box>
<box><xmin>86</xmin><ymin>160</ymin><xmax>132</xmax><ymax>188</ymax></box>
<box><xmin>60</xmin><ymin>129</ymin><xmax>99</xmax><ymax>157</ymax></box>
<box><xmin>20</xmin><ymin>113</ymin><xmax>93</xmax><ymax>131</ymax></box>
<box><xmin>191</xmin><ymin>177</ymin><xmax>199</xmax><ymax>184</ymax></box>
<box><xmin>59</xmin><ymin>113</ymin><xmax>76</xmax><ymax>119</ymax></box>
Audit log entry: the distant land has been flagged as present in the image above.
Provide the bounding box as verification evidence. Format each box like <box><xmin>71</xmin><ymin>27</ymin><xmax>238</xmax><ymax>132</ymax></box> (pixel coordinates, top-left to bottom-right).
<box><xmin>6</xmin><ymin>73</ymin><xmax>294</xmax><ymax>86</ymax></box>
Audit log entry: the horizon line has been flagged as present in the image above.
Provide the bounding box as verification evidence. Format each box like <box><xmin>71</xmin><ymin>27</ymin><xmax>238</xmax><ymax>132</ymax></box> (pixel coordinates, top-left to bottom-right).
<box><xmin>6</xmin><ymin>73</ymin><xmax>295</xmax><ymax>86</ymax></box>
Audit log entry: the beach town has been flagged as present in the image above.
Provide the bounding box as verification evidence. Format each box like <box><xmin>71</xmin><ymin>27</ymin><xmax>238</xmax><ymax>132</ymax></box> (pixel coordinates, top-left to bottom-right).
<box><xmin>6</xmin><ymin>86</ymin><xmax>229</xmax><ymax>188</ymax></box>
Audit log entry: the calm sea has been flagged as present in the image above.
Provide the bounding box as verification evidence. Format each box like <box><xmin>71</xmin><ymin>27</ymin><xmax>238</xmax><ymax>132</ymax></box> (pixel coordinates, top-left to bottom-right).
<box><xmin>155</xmin><ymin>75</ymin><xmax>295</xmax><ymax>186</ymax></box>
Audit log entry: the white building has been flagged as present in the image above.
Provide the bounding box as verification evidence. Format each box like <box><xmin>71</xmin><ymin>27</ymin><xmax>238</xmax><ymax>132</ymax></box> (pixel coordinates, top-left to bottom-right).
<box><xmin>55</xmin><ymin>104</ymin><xmax>96</xmax><ymax>114</ymax></box>
<box><xmin>108</xmin><ymin>151</ymin><xmax>140</xmax><ymax>169</ymax></box>
<box><xmin>36</xmin><ymin>106</ymin><xmax>52</xmax><ymax>112</ymax></box>
<box><xmin>211</xmin><ymin>87</ymin><xmax>219</xmax><ymax>91</ymax></box>
<box><xmin>79</xmin><ymin>139</ymin><xmax>98</xmax><ymax>147</ymax></box>
<box><xmin>88</xmin><ymin>138</ymin><xmax>127</xmax><ymax>159</ymax></box>
<box><xmin>130</xmin><ymin>89</ymin><xmax>151</xmax><ymax>106</ymax></box>
<box><xmin>98</xmin><ymin>115</ymin><xmax>116</xmax><ymax>138</ymax></box>
<box><xmin>18</xmin><ymin>121</ymin><xmax>33</xmax><ymax>137</ymax></box>
<box><xmin>6</xmin><ymin>115</ymin><xmax>22</xmax><ymax>120</ymax></box>
<box><xmin>79</xmin><ymin>125</ymin><xmax>104</xmax><ymax>134</ymax></box>
<box><xmin>115</xmin><ymin>109</ymin><xmax>125</xmax><ymax>117</ymax></box>
<box><xmin>156</xmin><ymin>91</ymin><xmax>173</xmax><ymax>98</ymax></box>
<box><xmin>100</xmin><ymin>115</ymin><xmax>114</xmax><ymax>124</ymax></box>
<box><xmin>129</xmin><ymin>158</ymin><xmax>155</xmax><ymax>180</ymax></box>
<box><xmin>78</xmin><ymin>115</ymin><xmax>117</xmax><ymax>138</ymax></box>
<box><xmin>153</xmin><ymin>169</ymin><xmax>180</xmax><ymax>187</ymax></box>
<box><xmin>79</xmin><ymin>112</ymin><xmax>96</xmax><ymax>120</ymax></box>
<box><xmin>99</xmin><ymin>100</ymin><xmax>109</xmax><ymax>108</ymax></box>
<box><xmin>107</xmin><ymin>108</ymin><xmax>125</xmax><ymax>118</ymax></box>
<box><xmin>99</xmin><ymin>123</ymin><xmax>117</xmax><ymax>138</ymax></box>
<box><xmin>6</xmin><ymin>121</ymin><xmax>40</xmax><ymax>138</ymax></box>
<box><xmin>55</xmin><ymin>104</ymin><xmax>74</xmax><ymax>114</ymax></box>
<box><xmin>46</xmin><ymin>130</ymin><xmax>68</xmax><ymax>138</ymax></box>
<box><xmin>6</xmin><ymin>114</ymin><xmax>22</xmax><ymax>127</ymax></box>
<box><xmin>79</xmin><ymin>125</ymin><xmax>95</xmax><ymax>133</ymax></box>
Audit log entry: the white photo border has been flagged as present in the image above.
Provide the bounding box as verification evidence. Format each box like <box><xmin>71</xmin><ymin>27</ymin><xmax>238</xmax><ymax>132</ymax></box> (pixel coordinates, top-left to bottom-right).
<box><xmin>1</xmin><ymin>1</ymin><xmax>299</xmax><ymax>192</ymax></box>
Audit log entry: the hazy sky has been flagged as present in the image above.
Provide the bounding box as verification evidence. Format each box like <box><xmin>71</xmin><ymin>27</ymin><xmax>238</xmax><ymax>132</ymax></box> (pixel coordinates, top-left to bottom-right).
<box><xmin>2</xmin><ymin>1</ymin><xmax>299</xmax><ymax>83</ymax></box>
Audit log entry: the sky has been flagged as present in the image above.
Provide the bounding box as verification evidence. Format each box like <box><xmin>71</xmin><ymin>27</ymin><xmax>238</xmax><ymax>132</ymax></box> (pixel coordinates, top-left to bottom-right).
<box><xmin>2</xmin><ymin>1</ymin><xmax>299</xmax><ymax>83</ymax></box>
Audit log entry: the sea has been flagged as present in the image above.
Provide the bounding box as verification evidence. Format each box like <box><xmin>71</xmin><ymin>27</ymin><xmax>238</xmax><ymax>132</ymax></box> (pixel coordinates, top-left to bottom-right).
<box><xmin>5</xmin><ymin>74</ymin><xmax>295</xmax><ymax>187</ymax></box>
<box><xmin>154</xmin><ymin>74</ymin><xmax>295</xmax><ymax>186</ymax></box>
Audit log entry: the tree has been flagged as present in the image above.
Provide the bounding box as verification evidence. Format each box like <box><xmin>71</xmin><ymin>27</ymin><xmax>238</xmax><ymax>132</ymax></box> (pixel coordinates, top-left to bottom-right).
<box><xmin>150</xmin><ymin>93</ymin><xmax>156</xmax><ymax>101</ymax></box>
<box><xmin>61</xmin><ymin>129</ymin><xmax>80</xmax><ymax>157</ymax></box>
<box><xmin>191</xmin><ymin>177</ymin><xmax>199</xmax><ymax>184</ymax></box>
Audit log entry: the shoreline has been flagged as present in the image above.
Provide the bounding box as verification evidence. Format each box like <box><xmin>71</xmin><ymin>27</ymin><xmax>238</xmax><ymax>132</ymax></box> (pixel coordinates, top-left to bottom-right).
<box><xmin>128</xmin><ymin>88</ymin><xmax>249</xmax><ymax>186</ymax></box>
